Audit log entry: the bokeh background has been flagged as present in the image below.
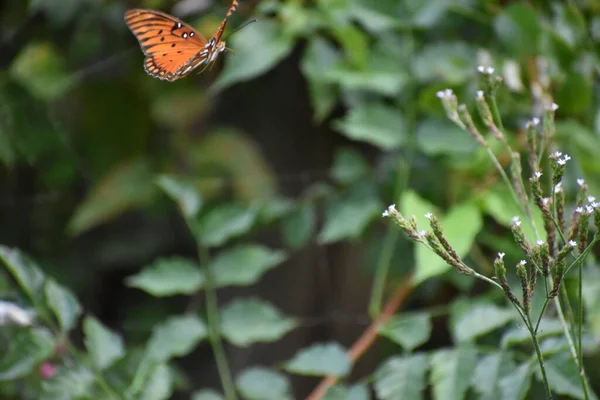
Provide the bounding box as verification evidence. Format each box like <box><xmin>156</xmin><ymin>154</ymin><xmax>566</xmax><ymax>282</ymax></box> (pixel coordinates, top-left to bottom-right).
<box><xmin>2</xmin><ymin>0</ymin><xmax>600</xmax><ymax>399</ymax></box>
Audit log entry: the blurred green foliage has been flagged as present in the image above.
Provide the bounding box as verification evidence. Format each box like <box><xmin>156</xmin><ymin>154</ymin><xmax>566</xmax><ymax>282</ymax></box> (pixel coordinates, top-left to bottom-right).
<box><xmin>1</xmin><ymin>0</ymin><xmax>600</xmax><ymax>399</ymax></box>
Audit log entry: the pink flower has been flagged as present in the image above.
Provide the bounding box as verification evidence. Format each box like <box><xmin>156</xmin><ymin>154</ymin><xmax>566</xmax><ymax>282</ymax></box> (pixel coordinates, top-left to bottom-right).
<box><xmin>39</xmin><ymin>362</ymin><xmax>56</xmax><ymax>379</ymax></box>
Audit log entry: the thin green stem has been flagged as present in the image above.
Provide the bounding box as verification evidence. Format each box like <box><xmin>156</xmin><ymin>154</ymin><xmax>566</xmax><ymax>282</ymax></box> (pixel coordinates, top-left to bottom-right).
<box><xmin>488</xmin><ymin>96</ymin><xmax>504</xmax><ymax>132</ymax></box>
<box><xmin>369</xmin><ymin>230</ymin><xmax>399</xmax><ymax>317</ymax></box>
<box><xmin>577</xmin><ymin>259</ymin><xmax>589</xmax><ymax>400</ymax></box>
<box><xmin>534</xmin><ymin>297</ymin><xmax>551</xmax><ymax>334</ymax></box>
<box><xmin>197</xmin><ymin>245</ymin><xmax>237</xmax><ymax>400</ymax></box>
<box><xmin>526</xmin><ymin>312</ymin><xmax>553</xmax><ymax>400</ymax></box>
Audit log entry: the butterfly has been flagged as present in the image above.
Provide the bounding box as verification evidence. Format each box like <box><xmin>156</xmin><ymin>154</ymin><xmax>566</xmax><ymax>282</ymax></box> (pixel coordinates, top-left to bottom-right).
<box><xmin>124</xmin><ymin>0</ymin><xmax>239</xmax><ymax>82</ymax></box>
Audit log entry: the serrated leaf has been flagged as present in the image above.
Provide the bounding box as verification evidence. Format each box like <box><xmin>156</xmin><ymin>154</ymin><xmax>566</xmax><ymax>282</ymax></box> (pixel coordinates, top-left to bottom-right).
<box><xmin>140</xmin><ymin>363</ymin><xmax>173</xmax><ymax>400</ymax></box>
<box><xmin>126</xmin><ymin>257</ymin><xmax>204</xmax><ymax>297</ymax></box>
<box><xmin>415</xmin><ymin>202</ymin><xmax>482</xmax><ymax>284</ymax></box>
<box><xmin>283</xmin><ymin>204</ymin><xmax>316</xmax><ymax>249</ymax></box>
<box><xmin>236</xmin><ymin>367</ymin><xmax>292</xmax><ymax>400</ymax></box>
<box><xmin>374</xmin><ymin>354</ymin><xmax>428</xmax><ymax>400</ymax></box>
<box><xmin>471</xmin><ymin>352</ymin><xmax>517</xmax><ymax>399</ymax></box>
<box><xmin>221</xmin><ymin>298</ymin><xmax>296</xmax><ymax>346</ymax></box>
<box><xmin>83</xmin><ymin>316</ymin><xmax>125</xmax><ymax>370</ymax></box>
<box><xmin>379</xmin><ymin>313</ymin><xmax>431</xmax><ymax>352</ymax></box>
<box><xmin>0</xmin><ymin>246</ymin><xmax>45</xmax><ymax>302</ymax></box>
<box><xmin>156</xmin><ymin>175</ymin><xmax>202</xmax><ymax>219</ymax></box>
<box><xmin>451</xmin><ymin>302</ymin><xmax>515</xmax><ymax>343</ymax></box>
<box><xmin>195</xmin><ymin>204</ymin><xmax>257</xmax><ymax>247</ymax></box>
<box><xmin>318</xmin><ymin>184</ymin><xmax>382</xmax><ymax>244</ymax></box>
<box><xmin>334</xmin><ymin>103</ymin><xmax>405</xmax><ymax>150</ymax></box>
<box><xmin>430</xmin><ymin>345</ymin><xmax>477</xmax><ymax>400</ymax></box>
<box><xmin>215</xmin><ymin>21</ymin><xmax>294</xmax><ymax>89</ymax></box>
<box><xmin>44</xmin><ymin>279</ymin><xmax>82</xmax><ymax>332</ymax></box>
<box><xmin>41</xmin><ymin>366</ymin><xmax>95</xmax><ymax>398</ymax></box>
<box><xmin>211</xmin><ymin>245</ymin><xmax>287</xmax><ymax>288</ymax></box>
<box><xmin>284</xmin><ymin>342</ymin><xmax>351</xmax><ymax>378</ymax></box>
<box><xmin>0</xmin><ymin>328</ymin><xmax>55</xmax><ymax>380</ymax></box>
<box><xmin>191</xmin><ymin>390</ymin><xmax>224</xmax><ymax>400</ymax></box>
<box><xmin>147</xmin><ymin>315</ymin><xmax>207</xmax><ymax>361</ymax></box>
<box><xmin>499</xmin><ymin>363</ymin><xmax>533</xmax><ymax>400</ymax></box>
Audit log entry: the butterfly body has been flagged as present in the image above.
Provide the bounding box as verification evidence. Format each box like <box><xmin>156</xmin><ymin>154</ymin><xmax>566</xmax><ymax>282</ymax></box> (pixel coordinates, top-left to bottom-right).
<box><xmin>125</xmin><ymin>1</ymin><xmax>238</xmax><ymax>81</ymax></box>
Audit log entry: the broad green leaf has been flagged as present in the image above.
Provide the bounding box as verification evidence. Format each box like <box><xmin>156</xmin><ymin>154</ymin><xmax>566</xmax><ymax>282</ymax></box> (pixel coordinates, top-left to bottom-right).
<box><xmin>140</xmin><ymin>363</ymin><xmax>173</xmax><ymax>400</ymax></box>
<box><xmin>379</xmin><ymin>313</ymin><xmax>431</xmax><ymax>352</ymax></box>
<box><xmin>416</xmin><ymin>119</ymin><xmax>477</xmax><ymax>156</ymax></box>
<box><xmin>556</xmin><ymin>71</ymin><xmax>592</xmax><ymax>116</ymax></box>
<box><xmin>501</xmin><ymin>319</ymin><xmax>563</xmax><ymax>348</ymax></box>
<box><xmin>331</xmin><ymin>25</ymin><xmax>368</xmax><ymax>69</ymax></box>
<box><xmin>300</xmin><ymin>38</ymin><xmax>340</xmax><ymax>122</ymax></box>
<box><xmin>323</xmin><ymin>383</ymin><xmax>370</xmax><ymax>400</ymax></box>
<box><xmin>494</xmin><ymin>3</ymin><xmax>541</xmax><ymax>59</ymax></box>
<box><xmin>374</xmin><ymin>354</ymin><xmax>428</xmax><ymax>400</ymax></box>
<box><xmin>318</xmin><ymin>184</ymin><xmax>383</xmax><ymax>244</ymax></box>
<box><xmin>41</xmin><ymin>366</ymin><xmax>95</xmax><ymax>398</ymax></box>
<box><xmin>325</xmin><ymin>65</ymin><xmax>407</xmax><ymax>96</ymax></box>
<box><xmin>582</xmin><ymin>269</ymin><xmax>600</xmax><ymax>337</ymax></box>
<box><xmin>284</xmin><ymin>342</ymin><xmax>351</xmax><ymax>378</ymax></box>
<box><xmin>10</xmin><ymin>41</ymin><xmax>72</xmax><ymax>101</ymax></box>
<box><xmin>400</xmin><ymin>191</ymin><xmax>438</xmax><ymax>231</ymax></box>
<box><xmin>44</xmin><ymin>279</ymin><xmax>82</xmax><ymax>332</ymax></box>
<box><xmin>405</xmin><ymin>0</ymin><xmax>453</xmax><ymax>28</ymax></box>
<box><xmin>550</xmin><ymin>3</ymin><xmax>586</xmax><ymax>49</ymax></box>
<box><xmin>544</xmin><ymin>352</ymin><xmax>589</xmax><ymax>399</ymax></box>
<box><xmin>349</xmin><ymin>0</ymin><xmax>401</xmax><ymax>32</ymax></box>
<box><xmin>236</xmin><ymin>367</ymin><xmax>292</xmax><ymax>400</ymax></box>
<box><xmin>471</xmin><ymin>352</ymin><xmax>516</xmax><ymax>399</ymax></box>
<box><xmin>499</xmin><ymin>363</ymin><xmax>533</xmax><ymax>400</ymax></box>
<box><xmin>83</xmin><ymin>316</ymin><xmax>125</xmax><ymax>370</ymax></box>
<box><xmin>451</xmin><ymin>302</ymin><xmax>515</xmax><ymax>343</ymax></box>
<box><xmin>221</xmin><ymin>298</ymin><xmax>296</xmax><ymax>346</ymax></box>
<box><xmin>331</xmin><ymin>147</ymin><xmax>369</xmax><ymax>184</ymax></box>
<box><xmin>412</xmin><ymin>42</ymin><xmax>474</xmax><ymax>84</ymax></box>
<box><xmin>282</xmin><ymin>204</ymin><xmax>316</xmax><ymax>249</ymax></box>
<box><xmin>156</xmin><ymin>175</ymin><xmax>202</xmax><ymax>219</ymax></box>
<box><xmin>0</xmin><ymin>246</ymin><xmax>45</xmax><ymax>301</ymax></box>
<box><xmin>0</xmin><ymin>328</ymin><xmax>55</xmax><ymax>380</ymax></box>
<box><xmin>68</xmin><ymin>158</ymin><xmax>157</xmax><ymax>235</ymax></box>
<box><xmin>334</xmin><ymin>103</ymin><xmax>405</xmax><ymax>150</ymax></box>
<box><xmin>215</xmin><ymin>21</ymin><xmax>294</xmax><ymax>89</ymax></box>
<box><xmin>430</xmin><ymin>345</ymin><xmax>477</xmax><ymax>400</ymax></box>
<box><xmin>147</xmin><ymin>315</ymin><xmax>207</xmax><ymax>361</ymax></box>
<box><xmin>211</xmin><ymin>245</ymin><xmax>287</xmax><ymax>288</ymax></box>
<box><xmin>415</xmin><ymin>202</ymin><xmax>482</xmax><ymax>284</ymax></box>
<box><xmin>191</xmin><ymin>390</ymin><xmax>224</xmax><ymax>400</ymax></box>
<box><xmin>195</xmin><ymin>204</ymin><xmax>257</xmax><ymax>247</ymax></box>
<box><xmin>126</xmin><ymin>257</ymin><xmax>204</xmax><ymax>297</ymax></box>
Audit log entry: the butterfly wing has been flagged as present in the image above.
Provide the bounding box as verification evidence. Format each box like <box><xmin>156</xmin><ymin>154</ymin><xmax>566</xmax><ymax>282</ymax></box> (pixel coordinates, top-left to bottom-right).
<box><xmin>125</xmin><ymin>9</ymin><xmax>210</xmax><ymax>81</ymax></box>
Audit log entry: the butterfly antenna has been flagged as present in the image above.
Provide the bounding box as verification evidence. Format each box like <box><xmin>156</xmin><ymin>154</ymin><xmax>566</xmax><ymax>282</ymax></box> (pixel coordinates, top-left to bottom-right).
<box><xmin>225</xmin><ymin>19</ymin><xmax>257</xmax><ymax>41</ymax></box>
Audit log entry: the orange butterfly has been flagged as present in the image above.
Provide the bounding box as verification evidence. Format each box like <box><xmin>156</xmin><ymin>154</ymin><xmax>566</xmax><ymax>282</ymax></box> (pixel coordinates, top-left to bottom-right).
<box><xmin>124</xmin><ymin>1</ymin><xmax>239</xmax><ymax>82</ymax></box>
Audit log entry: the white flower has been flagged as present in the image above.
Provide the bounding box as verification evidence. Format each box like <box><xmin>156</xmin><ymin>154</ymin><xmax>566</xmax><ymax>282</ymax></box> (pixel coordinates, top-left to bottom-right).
<box><xmin>512</xmin><ymin>216</ymin><xmax>521</xmax><ymax>226</ymax></box>
<box><xmin>518</xmin><ymin>260</ymin><xmax>527</xmax><ymax>266</ymax></box>
<box><xmin>555</xmin><ymin>182</ymin><xmax>562</xmax><ymax>191</ymax></box>
<box><xmin>476</xmin><ymin>90</ymin><xmax>485</xmax><ymax>99</ymax></box>
<box><xmin>586</xmin><ymin>205</ymin><xmax>594</xmax><ymax>214</ymax></box>
<box><xmin>531</xmin><ymin>117</ymin><xmax>540</xmax><ymax>125</ymax></box>
<box><xmin>536</xmin><ymin>240</ymin><xmax>544</xmax><ymax>245</ymax></box>
<box><xmin>542</xmin><ymin>197</ymin><xmax>550</xmax><ymax>206</ymax></box>
<box><xmin>577</xmin><ymin>179</ymin><xmax>585</xmax><ymax>186</ymax></box>
<box><xmin>477</xmin><ymin>65</ymin><xmax>486</xmax><ymax>73</ymax></box>
<box><xmin>551</xmin><ymin>103</ymin><xmax>559</xmax><ymax>111</ymax></box>
<box><xmin>382</xmin><ymin>210</ymin><xmax>389</xmax><ymax>217</ymax></box>
<box><xmin>534</xmin><ymin>171</ymin><xmax>543</xmax><ymax>179</ymax></box>
<box><xmin>425</xmin><ymin>212</ymin><xmax>433</xmax><ymax>220</ymax></box>
<box><xmin>587</xmin><ymin>196</ymin><xmax>596</xmax><ymax>203</ymax></box>
<box><xmin>568</xmin><ymin>240</ymin><xmax>577</xmax><ymax>247</ymax></box>
<box><xmin>576</xmin><ymin>207</ymin><xmax>583</xmax><ymax>213</ymax></box>
<box><xmin>418</xmin><ymin>230</ymin><xmax>427</xmax><ymax>237</ymax></box>
<box><xmin>498</xmin><ymin>252</ymin><xmax>505</xmax><ymax>260</ymax></box>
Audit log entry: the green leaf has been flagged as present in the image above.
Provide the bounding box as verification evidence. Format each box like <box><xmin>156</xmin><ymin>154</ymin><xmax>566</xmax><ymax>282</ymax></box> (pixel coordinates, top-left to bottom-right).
<box><xmin>400</xmin><ymin>191</ymin><xmax>439</xmax><ymax>232</ymax></box>
<box><xmin>0</xmin><ymin>246</ymin><xmax>45</xmax><ymax>301</ymax></box>
<box><xmin>147</xmin><ymin>315</ymin><xmax>207</xmax><ymax>361</ymax></box>
<box><xmin>412</xmin><ymin>42</ymin><xmax>474</xmax><ymax>84</ymax></box>
<box><xmin>334</xmin><ymin>103</ymin><xmax>405</xmax><ymax>150</ymax></box>
<box><xmin>68</xmin><ymin>158</ymin><xmax>157</xmax><ymax>235</ymax></box>
<box><xmin>83</xmin><ymin>316</ymin><xmax>125</xmax><ymax>370</ymax></box>
<box><xmin>10</xmin><ymin>41</ymin><xmax>72</xmax><ymax>101</ymax></box>
<box><xmin>140</xmin><ymin>363</ymin><xmax>173</xmax><ymax>400</ymax></box>
<box><xmin>318</xmin><ymin>184</ymin><xmax>383</xmax><ymax>244</ymax></box>
<box><xmin>282</xmin><ymin>204</ymin><xmax>316</xmax><ymax>249</ymax></box>
<box><xmin>471</xmin><ymin>352</ymin><xmax>517</xmax><ymax>398</ymax></box>
<box><xmin>379</xmin><ymin>313</ymin><xmax>431</xmax><ymax>352</ymax></box>
<box><xmin>545</xmin><ymin>352</ymin><xmax>587</xmax><ymax>399</ymax></box>
<box><xmin>501</xmin><ymin>319</ymin><xmax>562</xmax><ymax>348</ymax></box>
<box><xmin>374</xmin><ymin>354</ymin><xmax>428</xmax><ymax>400</ymax></box>
<box><xmin>126</xmin><ymin>257</ymin><xmax>204</xmax><ymax>297</ymax></box>
<box><xmin>0</xmin><ymin>328</ymin><xmax>55</xmax><ymax>380</ymax></box>
<box><xmin>450</xmin><ymin>302</ymin><xmax>515</xmax><ymax>343</ymax></box>
<box><xmin>430</xmin><ymin>345</ymin><xmax>477</xmax><ymax>400</ymax></box>
<box><xmin>556</xmin><ymin>70</ymin><xmax>592</xmax><ymax>116</ymax></box>
<box><xmin>156</xmin><ymin>175</ymin><xmax>202</xmax><ymax>219</ymax></box>
<box><xmin>284</xmin><ymin>342</ymin><xmax>351</xmax><ymax>378</ymax></box>
<box><xmin>415</xmin><ymin>202</ymin><xmax>482</xmax><ymax>284</ymax></box>
<box><xmin>41</xmin><ymin>366</ymin><xmax>95</xmax><ymax>398</ymax></box>
<box><xmin>323</xmin><ymin>383</ymin><xmax>370</xmax><ymax>400</ymax></box>
<box><xmin>499</xmin><ymin>363</ymin><xmax>533</xmax><ymax>400</ymax></box>
<box><xmin>331</xmin><ymin>25</ymin><xmax>368</xmax><ymax>69</ymax></box>
<box><xmin>44</xmin><ymin>279</ymin><xmax>82</xmax><ymax>332</ymax></box>
<box><xmin>195</xmin><ymin>204</ymin><xmax>257</xmax><ymax>248</ymax></box>
<box><xmin>494</xmin><ymin>3</ymin><xmax>542</xmax><ymax>59</ymax></box>
<box><xmin>211</xmin><ymin>245</ymin><xmax>287</xmax><ymax>288</ymax></box>
<box><xmin>215</xmin><ymin>21</ymin><xmax>294</xmax><ymax>89</ymax></box>
<box><xmin>550</xmin><ymin>3</ymin><xmax>586</xmax><ymax>50</ymax></box>
<box><xmin>191</xmin><ymin>390</ymin><xmax>224</xmax><ymax>400</ymax></box>
<box><xmin>405</xmin><ymin>0</ymin><xmax>453</xmax><ymax>28</ymax></box>
<box><xmin>349</xmin><ymin>0</ymin><xmax>401</xmax><ymax>32</ymax></box>
<box><xmin>236</xmin><ymin>367</ymin><xmax>292</xmax><ymax>400</ymax></box>
<box><xmin>331</xmin><ymin>147</ymin><xmax>369</xmax><ymax>184</ymax></box>
<box><xmin>221</xmin><ymin>298</ymin><xmax>296</xmax><ymax>347</ymax></box>
<box><xmin>416</xmin><ymin>118</ymin><xmax>477</xmax><ymax>156</ymax></box>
